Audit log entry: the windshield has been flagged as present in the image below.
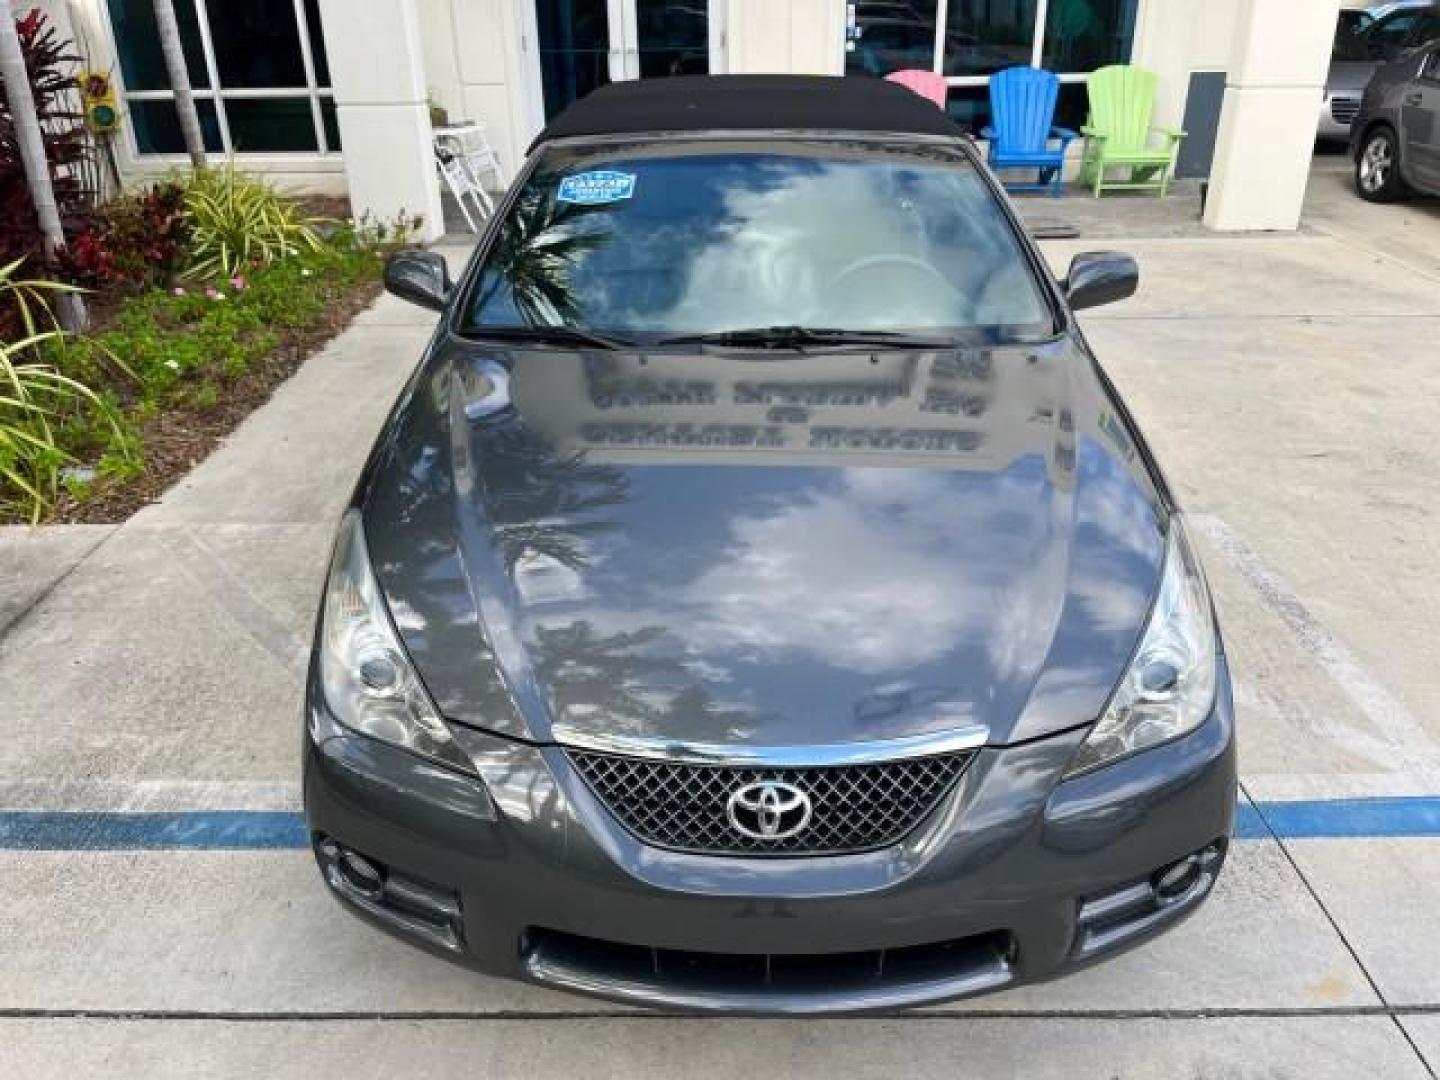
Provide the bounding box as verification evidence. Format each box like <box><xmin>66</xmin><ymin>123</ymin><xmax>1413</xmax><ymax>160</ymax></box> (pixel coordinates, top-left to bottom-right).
<box><xmin>1335</xmin><ymin>10</ymin><xmax>1372</xmax><ymax>50</ymax></box>
<box><xmin>461</xmin><ymin>139</ymin><xmax>1055</xmax><ymax>345</ymax></box>
<box><xmin>1334</xmin><ymin>9</ymin><xmax>1427</xmax><ymax>61</ymax></box>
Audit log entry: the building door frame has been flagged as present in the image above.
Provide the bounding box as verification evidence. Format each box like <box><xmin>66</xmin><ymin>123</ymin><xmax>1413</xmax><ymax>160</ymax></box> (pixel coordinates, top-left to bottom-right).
<box><xmin>520</xmin><ymin>0</ymin><xmax>727</xmax><ymax>141</ymax></box>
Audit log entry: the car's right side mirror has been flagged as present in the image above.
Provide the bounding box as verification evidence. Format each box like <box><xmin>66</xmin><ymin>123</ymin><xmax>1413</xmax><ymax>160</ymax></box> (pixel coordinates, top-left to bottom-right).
<box><xmin>1064</xmin><ymin>252</ymin><xmax>1139</xmax><ymax>311</ymax></box>
<box><xmin>384</xmin><ymin>251</ymin><xmax>452</xmax><ymax>312</ymax></box>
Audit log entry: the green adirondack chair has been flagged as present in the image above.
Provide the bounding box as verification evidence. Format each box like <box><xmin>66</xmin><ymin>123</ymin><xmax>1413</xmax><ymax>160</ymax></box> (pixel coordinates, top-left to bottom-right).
<box><xmin>1080</xmin><ymin>65</ymin><xmax>1185</xmax><ymax>197</ymax></box>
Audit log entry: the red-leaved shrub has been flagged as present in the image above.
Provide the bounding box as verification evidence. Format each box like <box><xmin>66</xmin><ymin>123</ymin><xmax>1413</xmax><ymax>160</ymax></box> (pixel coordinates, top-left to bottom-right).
<box><xmin>57</xmin><ymin>182</ymin><xmax>191</xmax><ymax>291</ymax></box>
<box><xmin>0</xmin><ymin>8</ymin><xmax>101</xmax><ymax>278</ymax></box>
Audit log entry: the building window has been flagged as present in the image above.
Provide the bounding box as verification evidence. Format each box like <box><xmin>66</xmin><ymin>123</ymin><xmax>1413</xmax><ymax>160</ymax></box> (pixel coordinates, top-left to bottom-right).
<box><xmin>105</xmin><ymin>0</ymin><xmax>337</xmax><ymax>156</ymax></box>
<box><xmin>845</xmin><ymin>0</ymin><xmax>1140</xmax><ymax>133</ymax></box>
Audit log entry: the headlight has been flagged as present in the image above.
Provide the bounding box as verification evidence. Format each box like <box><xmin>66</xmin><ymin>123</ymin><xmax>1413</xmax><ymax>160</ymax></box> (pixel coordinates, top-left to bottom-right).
<box><xmin>318</xmin><ymin>510</ymin><xmax>474</xmax><ymax>773</ymax></box>
<box><xmin>1065</xmin><ymin>516</ymin><xmax>1218</xmax><ymax>777</ymax></box>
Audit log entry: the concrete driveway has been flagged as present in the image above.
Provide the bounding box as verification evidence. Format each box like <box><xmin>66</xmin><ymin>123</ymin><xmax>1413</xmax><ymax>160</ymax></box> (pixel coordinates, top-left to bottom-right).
<box><xmin>4</xmin><ymin>169</ymin><xmax>1440</xmax><ymax>1078</ymax></box>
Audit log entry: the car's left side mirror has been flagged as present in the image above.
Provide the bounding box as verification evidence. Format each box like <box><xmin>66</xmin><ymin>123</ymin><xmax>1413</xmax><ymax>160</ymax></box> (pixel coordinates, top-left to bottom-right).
<box><xmin>384</xmin><ymin>251</ymin><xmax>452</xmax><ymax>312</ymax></box>
<box><xmin>1064</xmin><ymin>252</ymin><xmax>1139</xmax><ymax>311</ymax></box>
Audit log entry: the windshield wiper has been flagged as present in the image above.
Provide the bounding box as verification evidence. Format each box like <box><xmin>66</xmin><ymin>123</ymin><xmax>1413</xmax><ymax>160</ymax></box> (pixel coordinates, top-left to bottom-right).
<box><xmin>458</xmin><ymin>324</ymin><xmax>635</xmax><ymax>351</ymax></box>
<box><xmin>654</xmin><ymin>325</ymin><xmax>961</xmax><ymax>350</ymax></box>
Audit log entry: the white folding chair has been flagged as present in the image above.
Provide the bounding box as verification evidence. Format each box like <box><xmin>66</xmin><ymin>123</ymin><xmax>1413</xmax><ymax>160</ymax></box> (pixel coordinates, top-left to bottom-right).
<box><xmin>434</xmin><ymin>141</ymin><xmax>489</xmax><ymax>234</ymax></box>
<box><xmin>437</xmin><ymin>121</ymin><xmax>506</xmax><ymax>200</ymax></box>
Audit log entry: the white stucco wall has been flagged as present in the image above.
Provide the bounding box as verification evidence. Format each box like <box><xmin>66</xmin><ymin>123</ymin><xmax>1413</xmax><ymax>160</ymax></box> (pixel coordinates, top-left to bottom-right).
<box><xmin>410</xmin><ymin>0</ymin><xmax>534</xmax><ymax>188</ymax></box>
<box><xmin>1205</xmin><ymin>0</ymin><xmax>1340</xmax><ymax>230</ymax></box>
<box><xmin>1132</xmin><ymin>0</ymin><xmax>1245</xmax><ymax>134</ymax></box>
<box><xmin>413</xmin><ymin>0</ymin><xmax>849</xmax><ymax>180</ymax></box>
<box><xmin>725</xmin><ymin>0</ymin><xmax>844</xmax><ymax>75</ymax></box>
<box><xmin>41</xmin><ymin>0</ymin><xmax>1242</xmax><ymax>195</ymax></box>
<box><xmin>30</xmin><ymin>0</ymin><xmax>1336</xmax><ymax>231</ymax></box>
<box><xmin>30</xmin><ymin>0</ymin><xmax>77</xmax><ymax>42</ymax></box>
<box><xmin>318</xmin><ymin>0</ymin><xmax>444</xmax><ymax>238</ymax></box>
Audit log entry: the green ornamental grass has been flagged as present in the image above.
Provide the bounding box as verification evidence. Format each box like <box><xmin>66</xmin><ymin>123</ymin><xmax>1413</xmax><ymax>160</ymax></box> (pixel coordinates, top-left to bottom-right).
<box><xmin>183</xmin><ymin>163</ymin><xmax>326</xmax><ymax>282</ymax></box>
<box><xmin>0</xmin><ymin>260</ymin><xmax>132</xmax><ymax>523</ymax></box>
<box><xmin>0</xmin><ymin>173</ymin><xmax>413</xmax><ymax>523</ymax></box>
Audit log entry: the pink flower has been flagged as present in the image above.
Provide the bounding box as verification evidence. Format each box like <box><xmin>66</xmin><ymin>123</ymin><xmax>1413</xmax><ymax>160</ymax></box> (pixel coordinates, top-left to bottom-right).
<box><xmin>205</xmin><ymin>287</ymin><xmax>219</xmax><ymax>299</ymax></box>
<box><xmin>229</xmin><ymin>274</ymin><xmax>247</xmax><ymax>290</ymax></box>
<box><xmin>172</xmin><ymin>287</ymin><xmax>186</xmax><ymax>296</ymax></box>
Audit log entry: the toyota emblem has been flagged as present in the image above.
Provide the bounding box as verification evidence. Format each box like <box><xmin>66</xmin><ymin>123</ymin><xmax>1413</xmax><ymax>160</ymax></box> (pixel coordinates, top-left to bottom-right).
<box><xmin>726</xmin><ymin>780</ymin><xmax>813</xmax><ymax>841</ymax></box>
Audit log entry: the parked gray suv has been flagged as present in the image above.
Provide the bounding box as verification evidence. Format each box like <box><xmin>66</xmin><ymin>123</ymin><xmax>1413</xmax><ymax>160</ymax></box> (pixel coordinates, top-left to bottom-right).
<box><xmin>1352</xmin><ymin>38</ymin><xmax>1440</xmax><ymax>199</ymax></box>
<box><xmin>1325</xmin><ymin>3</ymin><xmax>1440</xmax><ymax>141</ymax></box>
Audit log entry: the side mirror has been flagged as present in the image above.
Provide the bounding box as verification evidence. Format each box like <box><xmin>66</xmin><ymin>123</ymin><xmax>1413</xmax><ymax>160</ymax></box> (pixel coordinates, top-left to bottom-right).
<box><xmin>1064</xmin><ymin>252</ymin><xmax>1139</xmax><ymax>311</ymax></box>
<box><xmin>384</xmin><ymin>251</ymin><xmax>452</xmax><ymax>312</ymax></box>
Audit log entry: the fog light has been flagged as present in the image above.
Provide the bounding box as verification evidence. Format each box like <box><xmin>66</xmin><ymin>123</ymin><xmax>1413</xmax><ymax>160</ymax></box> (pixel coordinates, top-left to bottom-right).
<box><xmin>1075</xmin><ymin>840</ymin><xmax>1227</xmax><ymax>960</ymax></box>
<box><xmin>1153</xmin><ymin>854</ymin><xmax>1202</xmax><ymax>902</ymax></box>
<box><xmin>339</xmin><ymin>849</ymin><xmax>386</xmax><ymax>898</ymax></box>
<box><xmin>313</xmin><ymin>835</ymin><xmax>463</xmax><ymax>953</ymax></box>
<box><xmin>317</xmin><ymin>837</ymin><xmax>386</xmax><ymax>900</ymax></box>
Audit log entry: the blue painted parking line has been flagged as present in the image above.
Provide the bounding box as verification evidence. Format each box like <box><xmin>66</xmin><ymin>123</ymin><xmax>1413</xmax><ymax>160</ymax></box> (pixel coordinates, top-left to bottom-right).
<box><xmin>1233</xmin><ymin>804</ymin><xmax>1268</xmax><ymax>839</ymax></box>
<box><xmin>1247</xmin><ymin>796</ymin><xmax>1440</xmax><ymax>839</ymax></box>
<box><xmin>2</xmin><ymin>799</ymin><xmax>1439</xmax><ymax>850</ymax></box>
<box><xmin>0</xmin><ymin>811</ymin><xmax>308</xmax><ymax>850</ymax></box>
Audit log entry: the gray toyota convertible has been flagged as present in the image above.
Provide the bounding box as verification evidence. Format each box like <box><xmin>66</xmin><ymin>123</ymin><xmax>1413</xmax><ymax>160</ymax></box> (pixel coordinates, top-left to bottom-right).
<box><xmin>304</xmin><ymin>75</ymin><xmax>1235</xmax><ymax>1013</ymax></box>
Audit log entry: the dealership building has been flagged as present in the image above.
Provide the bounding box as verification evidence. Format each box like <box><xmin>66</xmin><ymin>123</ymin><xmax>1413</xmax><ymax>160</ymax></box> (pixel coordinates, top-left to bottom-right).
<box><xmin>38</xmin><ymin>0</ymin><xmax>1341</xmax><ymax>240</ymax></box>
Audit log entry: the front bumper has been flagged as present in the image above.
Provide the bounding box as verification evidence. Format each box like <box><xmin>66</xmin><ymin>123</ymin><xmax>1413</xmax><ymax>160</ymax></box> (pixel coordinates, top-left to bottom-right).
<box><xmin>1319</xmin><ymin>95</ymin><xmax>1360</xmax><ymax>141</ymax></box>
<box><xmin>303</xmin><ymin>658</ymin><xmax>1236</xmax><ymax>1014</ymax></box>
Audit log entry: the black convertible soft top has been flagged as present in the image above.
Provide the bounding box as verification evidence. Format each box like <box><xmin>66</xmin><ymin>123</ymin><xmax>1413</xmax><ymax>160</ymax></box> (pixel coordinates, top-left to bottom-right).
<box><xmin>528</xmin><ymin>75</ymin><xmax>967</xmax><ymax>152</ymax></box>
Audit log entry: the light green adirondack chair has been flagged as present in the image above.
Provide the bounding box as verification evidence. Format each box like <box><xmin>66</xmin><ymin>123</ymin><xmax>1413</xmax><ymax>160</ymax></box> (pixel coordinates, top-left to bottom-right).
<box><xmin>1080</xmin><ymin>65</ymin><xmax>1185</xmax><ymax>197</ymax></box>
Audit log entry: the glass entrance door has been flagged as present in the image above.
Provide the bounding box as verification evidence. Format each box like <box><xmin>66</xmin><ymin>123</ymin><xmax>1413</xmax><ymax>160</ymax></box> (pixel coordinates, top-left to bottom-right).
<box><xmin>534</xmin><ymin>0</ymin><xmax>614</xmax><ymax>123</ymax></box>
<box><xmin>623</xmin><ymin>0</ymin><xmax>711</xmax><ymax>80</ymax></box>
<box><xmin>531</xmin><ymin>0</ymin><xmax>721</xmax><ymax>122</ymax></box>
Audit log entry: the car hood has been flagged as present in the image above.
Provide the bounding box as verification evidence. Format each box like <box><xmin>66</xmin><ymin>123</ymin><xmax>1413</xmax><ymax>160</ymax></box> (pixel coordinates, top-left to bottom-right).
<box><xmin>1328</xmin><ymin>59</ymin><xmax>1379</xmax><ymax>95</ymax></box>
<box><xmin>362</xmin><ymin>335</ymin><xmax>1166</xmax><ymax>750</ymax></box>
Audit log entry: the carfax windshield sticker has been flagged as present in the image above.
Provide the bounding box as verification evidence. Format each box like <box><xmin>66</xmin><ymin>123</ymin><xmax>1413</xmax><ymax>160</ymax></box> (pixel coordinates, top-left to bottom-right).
<box><xmin>557</xmin><ymin>170</ymin><xmax>637</xmax><ymax>205</ymax></box>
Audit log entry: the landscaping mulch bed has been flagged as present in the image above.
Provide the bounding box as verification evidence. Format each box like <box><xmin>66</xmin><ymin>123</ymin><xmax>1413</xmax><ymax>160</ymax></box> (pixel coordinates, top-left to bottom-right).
<box><xmin>44</xmin><ymin>275</ymin><xmax>383</xmax><ymax>524</ymax></box>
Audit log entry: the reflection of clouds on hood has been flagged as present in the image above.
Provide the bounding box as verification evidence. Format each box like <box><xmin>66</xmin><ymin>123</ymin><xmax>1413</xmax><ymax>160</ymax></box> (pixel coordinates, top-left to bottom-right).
<box><xmin>678</xmin><ymin>467</ymin><xmax>1050</xmax><ymax>674</ymax></box>
<box><xmin>1075</xmin><ymin>436</ymin><xmax>1160</xmax><ymax>558</ymax></box>
<box><xmin>515</xmin><ymin>449</ymin><xmax>1162</xmax><ymax>733</ymax></box>
<box><xmin>1069</xmin><ymin>570</ymin><xmax>1150</xmax><ymax>639</ymax></box>
<box><xmin>1066</xmin><ymin>437</ymin><xmax>1162</xmax><ymax>641</ymax></box>
<box><xmin>513</xmin><ymin>554</ymin><xmax>590</xmax><ymax>606</ymax></box>
<box><xmin>681</xmin><ymin>658</ymin><xmax>734</xmax><ymax>684</ymax></box>
<box><xmin>661</xmin><ymin>453</ymin><xmax>1157</xmax><ymax>682</ymax></box>
<box><xmin>986</xmin><ymin>570</ymin><xmax>1056</xmax><ymax>680</ymax></box>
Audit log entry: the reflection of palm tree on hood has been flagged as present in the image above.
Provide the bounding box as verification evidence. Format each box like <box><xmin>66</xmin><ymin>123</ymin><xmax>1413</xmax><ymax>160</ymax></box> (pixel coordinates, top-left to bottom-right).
<box><xmin>662</xmin><ymin>684</ymin><xmax>756</xmax><ymax>733</ymax></box>
<box><xmin>532</xmin><ymin>620</ymin><xmax>758</xmax><ymax>735</ymax></box>
<box><xmin>532</xmin><ymin>622</ymin><xmax>675</xmax><ymax>729</ymax></box>
<box><xmin>475</xmin><ymin>181</ymin><xmax>612</xmax><ymax>326</ymax></box>
<box><xmin>479</xmin><ymin>419</ymin><xmax>630</xmax><ymax>574</ymax></box>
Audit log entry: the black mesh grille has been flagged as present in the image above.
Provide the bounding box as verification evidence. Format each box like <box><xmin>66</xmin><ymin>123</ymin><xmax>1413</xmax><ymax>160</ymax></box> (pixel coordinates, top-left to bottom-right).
<box><xmin>566</xmin><ymin>750</ymin><xmax>973</xmax><ymax>856</ymax></box>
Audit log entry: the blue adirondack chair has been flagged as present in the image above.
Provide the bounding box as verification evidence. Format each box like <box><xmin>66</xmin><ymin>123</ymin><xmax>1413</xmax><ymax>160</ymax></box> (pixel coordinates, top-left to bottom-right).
<box><xmin>983</xmin><ymin>67</ymin><xmax>1076</xmax><ymax>197</ymax></box>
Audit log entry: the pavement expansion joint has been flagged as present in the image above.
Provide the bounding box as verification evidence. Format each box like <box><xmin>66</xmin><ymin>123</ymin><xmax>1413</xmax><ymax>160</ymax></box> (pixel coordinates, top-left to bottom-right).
<box><xmin>6</xmin><ymin>1005</ymin><xmax>1440</xmax><ymax>1024</ymax></box>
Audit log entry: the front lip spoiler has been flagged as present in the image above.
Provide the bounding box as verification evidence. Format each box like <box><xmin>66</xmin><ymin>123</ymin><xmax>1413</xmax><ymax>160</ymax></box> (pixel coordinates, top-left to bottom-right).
<box><xmin>549</xmin><ymin>722</ymin><xmax>991</xmax><ymax>767</ymax></box>
<box><xmin>521</xmin><ymin>929</ymin><xmax>1014</xmax><ymax>1015</ymax></box>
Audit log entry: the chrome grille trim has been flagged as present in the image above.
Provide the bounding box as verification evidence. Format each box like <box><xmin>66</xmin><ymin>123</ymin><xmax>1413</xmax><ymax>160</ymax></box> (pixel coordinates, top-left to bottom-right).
<box><xmin>1331</xmin><ymin>97</ymin><xmax>1360</xmax><ymax>125</ymax></box>
<box><xmin>551</xmin><ymin>723</ymin><xmax>989</xmax><ymax>767</ymax></box>
<box><xmin>566</xmin><ymin>749</ymin><xmax>975</xmax><ymax>856</ymax></box>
